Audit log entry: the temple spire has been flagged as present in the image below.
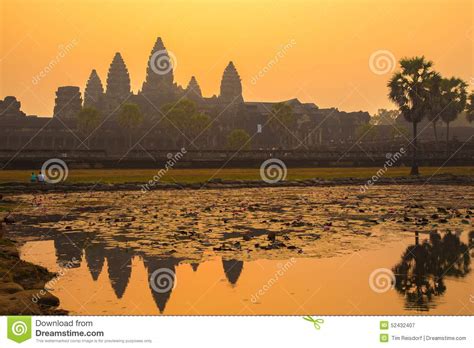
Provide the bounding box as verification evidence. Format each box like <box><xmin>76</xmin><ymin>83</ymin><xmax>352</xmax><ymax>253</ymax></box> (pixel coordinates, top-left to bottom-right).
<box><xmin>141</xmin><ymin>37</ymin><xmax>174</xmax><ymax>97</ymax></box>
<box><xmin>219</xmin><ymin>61</ymin><xmax>243</xmax><ymax>104</ymax></box>
<box><xmin>185</xmin><ymin>76</ymin><xmax>202</xmax><ymax>101</ymax></box>
<box><xmin>84</xmin><ymin>69</ymin><xmax>104</xmax><ymax>108</ymax></box>
<box><xmin>105</xmin><ymin>52</ymin><xmax>131</xmax><ymax>101</ymax></box>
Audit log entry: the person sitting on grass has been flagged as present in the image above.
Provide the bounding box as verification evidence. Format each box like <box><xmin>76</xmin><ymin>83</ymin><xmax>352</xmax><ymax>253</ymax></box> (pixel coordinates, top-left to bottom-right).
<box><xmin>37</xmin><ymin>172</ymin><xmax>45</xmax><ymax>183</ymax></box>
<box><xmin>30</xmin><ymin>172</ymin><xmax>37</xmax><ymax>183</ymax></box>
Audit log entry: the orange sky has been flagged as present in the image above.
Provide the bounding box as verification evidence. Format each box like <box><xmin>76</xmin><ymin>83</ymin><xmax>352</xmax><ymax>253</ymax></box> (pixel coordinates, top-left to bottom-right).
<box><xmin>1</xmin><ymin>0</ymin><xmax>472</xmax><ymax>116</ymax></box>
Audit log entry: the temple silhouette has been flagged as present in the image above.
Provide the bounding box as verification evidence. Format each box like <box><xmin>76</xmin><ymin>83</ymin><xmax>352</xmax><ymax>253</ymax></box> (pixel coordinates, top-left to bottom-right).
<box><xmin>0</xmin><ymin>36</ymin><xmax>373</xmax><ymax>154</ymax></box>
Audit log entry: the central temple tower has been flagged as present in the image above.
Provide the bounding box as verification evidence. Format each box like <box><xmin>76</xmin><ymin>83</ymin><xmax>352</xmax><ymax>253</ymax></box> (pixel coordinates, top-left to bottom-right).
<box><xmin>140</xmin><ymin>37</ymin><xmax>176</xmax><ymax>106</ymax></box>
<box><xmin>219</xmin><ymin>61</ymin><xmax>243</xmax><ymax>105</ymax></box>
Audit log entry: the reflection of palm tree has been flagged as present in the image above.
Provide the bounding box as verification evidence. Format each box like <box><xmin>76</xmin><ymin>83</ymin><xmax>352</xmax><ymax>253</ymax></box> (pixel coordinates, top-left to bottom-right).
<box><xmin>190</xmin><ymin>263</ymin><xmax>200</xmax><ymax>272</ymax></box>
<box><xmin>105</xmin><ymin>247</ymin><xmax>133</xmax><ymax>299</ymax></box>
<box><xmin>392</xmin><ymin>231</ymin><xmax>471</xmax><ymax>311</ymax></box>
<box><xmin>143</xmin><ymin>256</ymin><xmax>180</xmax><ymax>314</ymax></box>
<box><xmin>222</xmin><ymin>259</ymin><xmax>244</xmax><ymax>286</ymax></box>
<box><xmin>469</xmin><ymin>231</ymin><xmax>474</xmax><ymax>256</ymax></box>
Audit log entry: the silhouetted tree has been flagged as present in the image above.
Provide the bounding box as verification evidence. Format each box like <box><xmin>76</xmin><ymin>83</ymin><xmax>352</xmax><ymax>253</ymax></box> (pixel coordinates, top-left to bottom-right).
<box><xmin>388</xmin><ymin>56</ymin><xmax>437</xmax><ymax>175</ymax></box>
<box><xmin>438</xmin><ymin>78</ymin><xmax>468</xmax><ymax>154</ymax></box>
<box><xmin>371</xmin><ymin>109</ymin><xmax>400</xmax><ymax>125</ymax></box>
<box><xmin>118</xmin><ymin>103</ymin><xmax>144</xmax><ymax>148</ymax></box>
<box><xmin>465</xmin><ymin>92</ymin><xmax>474</xmax><ymax>124</ymax></box>
<box><xmin>227</xmin><ymin>129</ymin><xmax>251</xmax><ymax>150</ymax></box>
<box><xmin>77</xmin><ymin>107</ymin><xmax>101</xmax><ymax>148</ymax></box>
<box><xmin>269</xmin><ymin>102</ymin><xmax>294</xmax><ymax>149</ymax></box>
<box><xmin>162</xmin><ymin>99</ymin><xmax>210</xmax><ymax>148</ymax></box>
<box><xmin>425</xmin><ymin>74</ymin><xmax>443</xmax><ymax>143</ymax></box>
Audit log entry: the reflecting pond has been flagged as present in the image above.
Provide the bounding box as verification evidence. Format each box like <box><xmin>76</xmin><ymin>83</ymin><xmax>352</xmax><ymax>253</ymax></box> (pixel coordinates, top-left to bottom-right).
<box><xmin>6</xmin><ymin>185</ymin><xmax>473</xmax><ymax>315</ymax></box>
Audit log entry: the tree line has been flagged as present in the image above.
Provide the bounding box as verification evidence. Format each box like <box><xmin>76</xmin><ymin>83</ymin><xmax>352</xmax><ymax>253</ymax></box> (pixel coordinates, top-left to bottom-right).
<box><xmin>388</xmin><ymin>56</ymin><xmax>473</xmax><ymax>175</ymax></box>
<box><xmin>75</xmin><ymin>99</ymin><xmax>297</xmax><ymax>151</ymax></box>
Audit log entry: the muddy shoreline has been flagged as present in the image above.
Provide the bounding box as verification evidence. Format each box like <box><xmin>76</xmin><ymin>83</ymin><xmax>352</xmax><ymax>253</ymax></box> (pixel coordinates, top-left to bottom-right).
<box><xmin>0</xmin><ymin>237</ymin><xmax>66</xmax><ymax>315</ymax></box>
<box><xmin>0</xmin><ymin>173</ymin><xmax>472</xmax><ymax>194</ymax></box>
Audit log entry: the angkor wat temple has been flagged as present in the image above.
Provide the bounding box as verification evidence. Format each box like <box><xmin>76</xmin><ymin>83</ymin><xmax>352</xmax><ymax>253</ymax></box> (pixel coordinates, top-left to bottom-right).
<box><xmin>0</xmin><ymin>37</ymin><xmax>372</xmax><ymax>155</ymax></box>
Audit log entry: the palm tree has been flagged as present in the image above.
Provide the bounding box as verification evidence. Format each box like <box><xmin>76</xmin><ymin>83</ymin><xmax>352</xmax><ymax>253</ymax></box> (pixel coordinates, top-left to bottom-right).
<box><xmin>162</xmin><ymin>99</ymin><xmax>211</xmax><ymax>148</ymax></box>
<box><xmin>118</xmin><ymin>103</ymin><xmax>144</xmax><ymax>148</ymax></box>
<box><xmin>77</xmin><ymin>107</ymin><xmax>101</xmax><ymax>148</ymax></box>
<box><xmin>465</xmin><ymin>92</ymin><xmax>474</xmax><ymax>124</ymax></box>
<box><xmin>425</xmin><ymin>73</ymin><xmax>443</xmax><ymax>143</ymax></box>
<box><xmin>388</xmin><ymin>56</ymin><xmax>437</xmax><ymax>175</ymax></box>
<box><xmin>189</xmin><ymin>112</ymin><xmax>211</xmax><ymax>147</ymax></box>
<box><xmin>439</xmin><ymin>77</ymin><xmax>468</xmax><ymax>154</ymax></box>
<box><xmin>269</xmin><ymin>102</ymin><xmax>294</xmax><ymax>149</ymax></box>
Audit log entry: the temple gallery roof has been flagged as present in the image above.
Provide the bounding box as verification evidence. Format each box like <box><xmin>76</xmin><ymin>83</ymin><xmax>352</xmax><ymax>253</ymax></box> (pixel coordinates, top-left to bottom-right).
<box><xmin>245</xmin><ymin>98</ymin><xmax>319</xmax><ymax>115</ymax></box>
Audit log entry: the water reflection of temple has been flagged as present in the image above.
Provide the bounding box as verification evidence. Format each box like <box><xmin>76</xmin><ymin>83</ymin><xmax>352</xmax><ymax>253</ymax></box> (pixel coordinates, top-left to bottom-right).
<box><xmin>22</xmin><ymin>224</ymin><xmax>250</xmax><ymax>313</ymax></box>
<box><xmin>84</xmin><ymin>242</ymin><xmax>106</xmax><ymax>281</ymax></box>
<box><xmin>142</xmin><ymin>256</ymin><xmax>180</xmax><ymax>313</ymax></box>
<box><xmin>104</xmin><ymin>247</ymin><xmax>133</xmax><ymax>299</ymax></box>
<box><xmin>392</xmin><ymin>231</ymin><xmax>471</xmax><ymax>311</ymax></box>
<box><xmin>222</xmin><ymin>259</ymin><xmax>244</xmax><ymax>286</ymax></box>
<box><xmin>49</xmin><ymin>231</ymin><xmax>249</xmax><ymax>313</ymax></box>
<box><xmin>53</xmin><ymin>231</ymin><xmax>88</xmax><ymax>268</ymax></box>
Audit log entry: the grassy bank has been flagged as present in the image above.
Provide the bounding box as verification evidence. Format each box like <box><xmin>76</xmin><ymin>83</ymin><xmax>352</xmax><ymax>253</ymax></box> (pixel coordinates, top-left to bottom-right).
<box><xmin>0</xmin><ymin>166</ymin><xmax>473</xmax><ymax>184</ymax></box>
<box><xmin>0</xmin><ymin>237</ymin><xmax>65</xmax><ymax>315</ymax></box>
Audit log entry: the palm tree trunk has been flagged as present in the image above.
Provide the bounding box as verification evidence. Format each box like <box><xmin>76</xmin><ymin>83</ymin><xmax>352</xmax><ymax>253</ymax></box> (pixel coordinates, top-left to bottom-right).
<box><xmin>445</xmin><ymin>121</ymin><xmax>450</xmax><ymax>155</ymax></box>
<box><xmin>410</xmin><ymin>121</ymin><xmax>419</xmax><ymax>175</ymax></box>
